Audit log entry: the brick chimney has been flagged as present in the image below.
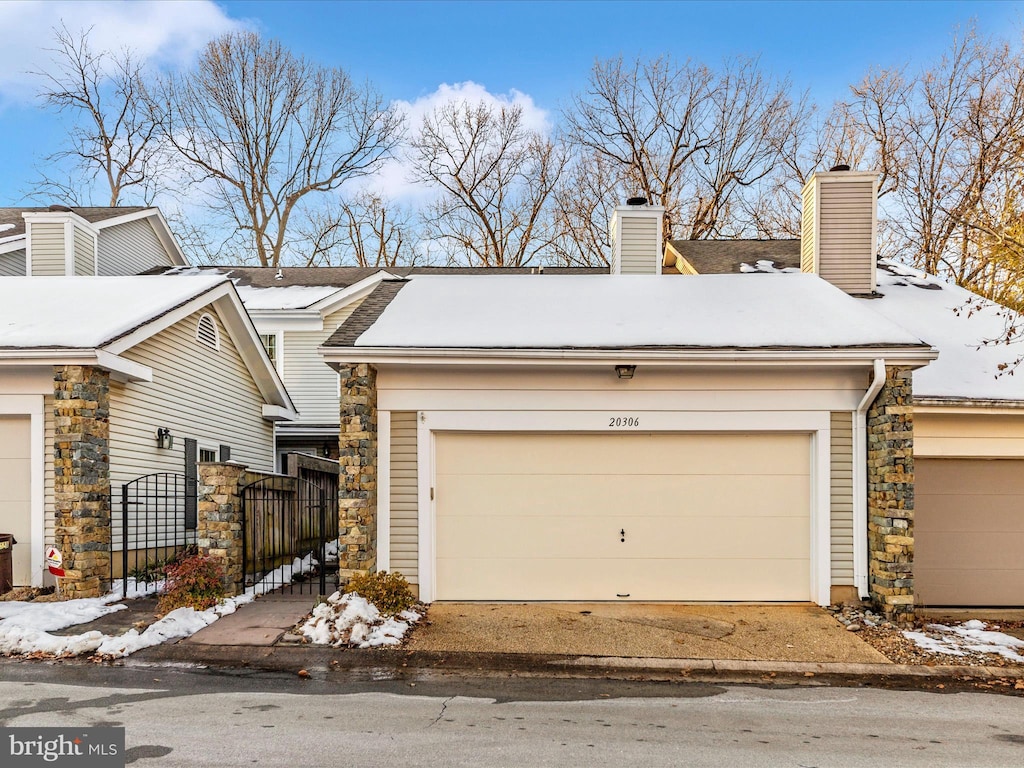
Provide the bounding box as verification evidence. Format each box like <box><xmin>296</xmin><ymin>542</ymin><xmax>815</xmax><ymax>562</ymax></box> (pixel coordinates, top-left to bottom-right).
<box><xmin>800</xmin><ymin>168</ymin><xmax>878</xmax><ymax>295</ymax></box>
<box><xmin>610</xmin><ymin>198</ymin><xmax>665</xmax><ymax>275</ymax></box>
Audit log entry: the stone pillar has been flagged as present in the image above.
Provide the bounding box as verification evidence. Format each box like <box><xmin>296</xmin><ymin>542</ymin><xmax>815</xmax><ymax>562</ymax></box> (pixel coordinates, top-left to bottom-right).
<box><xmin>197</xmin><ymin>462</ymin><xmax>247</xmax><ymax>596</ymax></box>
<box><xmin>867</xmin><ymin>366</ymin><xmax>915</xmax><ymax>622</ymax></box>
<box><xmin>53</xmin><ymin>365</ymin><xmax>111</xmax><ymax>599</ymax></box>
<box><xmin>338</xmin><ymin>364</ymin><xmax>377</xmax><ymax>581</ymax></box>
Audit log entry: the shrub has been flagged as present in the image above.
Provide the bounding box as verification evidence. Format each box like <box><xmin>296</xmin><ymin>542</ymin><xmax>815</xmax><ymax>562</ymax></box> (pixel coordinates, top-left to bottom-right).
<box><xmin>343</xmin><ymin>571</ymin><xmax>415</xmax><ymax>615</ymax></box>
<box><xmin>157</xmin><ymin>554</ymin><xmax>226</xmax><ymax>614</ymax></box>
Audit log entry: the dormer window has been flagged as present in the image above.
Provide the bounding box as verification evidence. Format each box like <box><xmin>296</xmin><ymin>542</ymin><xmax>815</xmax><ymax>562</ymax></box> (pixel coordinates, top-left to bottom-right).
<box><xmin>196</xmin><ymin>313</ymin><xmax>220</xmax><ymax>350</ymax></box>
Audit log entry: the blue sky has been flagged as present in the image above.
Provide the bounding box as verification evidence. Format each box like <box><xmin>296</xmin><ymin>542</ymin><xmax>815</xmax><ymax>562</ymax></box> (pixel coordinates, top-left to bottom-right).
<box><xmin>0</xmin><ymin>0</ymin><xmax>1020</xmax><ymax>205</ymax></box>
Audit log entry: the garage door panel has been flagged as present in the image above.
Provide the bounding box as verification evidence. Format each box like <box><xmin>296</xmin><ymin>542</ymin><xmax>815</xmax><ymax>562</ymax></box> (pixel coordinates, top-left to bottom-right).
<box><xmin>436</xmin><ymin>432</ymin><xmax>810</xmax><ymax>477</ymax></box>
<box><xmin>916</xmin><ymin>457</ymin><xmax>1024</xmax><ymax>607</ymax></box>
<box><xmin>0</xmin><ymin>416</ymin><xmax>32</xmax><ymax>587</ymax></box>
<box><xmin>438</xmin><ymin>515</ymin><xmax>810</xmax><ymax>561</ymax></box>
<box><xmin>438</xmin><ymin>473</ymin><xmax>809</xmax><ymax>520</ymax></box>
<box><xmin>0</xmin><ymin>417</ymin><xmax>29</xmax><ymax>459</ymax></box>
<box><xmin>0</xmin><ymin>459</ymin><xmax>30</xmax><ymax>501</ymax></box>
<box><xmin>436</xmin><ymin>557</ymin><xmax>811</xmax><ymax>602</ymax></box>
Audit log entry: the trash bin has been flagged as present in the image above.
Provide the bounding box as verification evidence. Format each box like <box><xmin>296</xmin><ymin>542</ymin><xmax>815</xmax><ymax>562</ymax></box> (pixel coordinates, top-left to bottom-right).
<box><xmin>0</xmin><ymin>534</ymin><xmax>16</xmax><ymax>594</ymax></box>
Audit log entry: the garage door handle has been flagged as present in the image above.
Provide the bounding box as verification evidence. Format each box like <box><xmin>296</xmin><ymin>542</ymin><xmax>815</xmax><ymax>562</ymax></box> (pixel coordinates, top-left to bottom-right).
<box><xmin>620</xmin><ymin>529</ymin><xmax>626</xmax><ymax>542</ymax></box>
<box><xmin>617</xmin><ymin>593</ymin><xmax>630</xmax><ymax>598</ymax></box>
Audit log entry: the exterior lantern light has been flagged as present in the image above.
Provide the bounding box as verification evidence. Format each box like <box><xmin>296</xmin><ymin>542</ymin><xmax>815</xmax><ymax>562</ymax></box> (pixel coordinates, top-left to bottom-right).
<box><xmin>156</xmin><ymin>427</ymin><xmax>174</xmax><ymax>450</ymax></box>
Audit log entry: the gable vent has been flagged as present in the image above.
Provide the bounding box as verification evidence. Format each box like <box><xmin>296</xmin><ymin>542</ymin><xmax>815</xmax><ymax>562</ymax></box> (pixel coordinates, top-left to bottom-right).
<box><xmin>195</xmin><ymin>313</ymin><xmax>220</xmax><ymax>350</ymax></box>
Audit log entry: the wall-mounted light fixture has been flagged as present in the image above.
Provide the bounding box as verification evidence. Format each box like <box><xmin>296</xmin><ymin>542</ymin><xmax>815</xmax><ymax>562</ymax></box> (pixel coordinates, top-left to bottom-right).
<box><xmin>156</xmin><ymin>427</ymin><xmax>174</xmax><ymax>450</ymax></box>
<box><xmin>615</xmin><ymin>365</ymin><xmax>636</xmax><ymax>380</ymax></box>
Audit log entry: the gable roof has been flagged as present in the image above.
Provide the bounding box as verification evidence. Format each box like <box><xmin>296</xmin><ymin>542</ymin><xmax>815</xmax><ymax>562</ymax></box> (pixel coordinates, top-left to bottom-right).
<box><xmin>665</xmin><ymin>239</ymin><xmax>801</xmax><ymax>275</ymax></box>
<box><xmin>322</xmin><ymin>273</ymin><xmax>929</xmax><ymax>354</ymax></box>
<box><xmin>0</xmin><ymin>207</ymin><xmax>150</xmax><ymax>240</ymax></box>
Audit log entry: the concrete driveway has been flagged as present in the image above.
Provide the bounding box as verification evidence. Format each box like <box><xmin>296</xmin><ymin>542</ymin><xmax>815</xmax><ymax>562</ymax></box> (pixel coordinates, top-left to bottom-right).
<box><xmin>408</xmin><ymin>603</ymin><xmax>890</xmax><ymax>663</ymax></box>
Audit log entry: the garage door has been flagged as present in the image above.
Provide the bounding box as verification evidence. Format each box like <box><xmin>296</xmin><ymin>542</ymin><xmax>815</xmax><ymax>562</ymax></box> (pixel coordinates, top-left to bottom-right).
<box><xmin>0</xmin><ymin>415</ymin><xmax>32</xmax><ymax>587</ymax></box>
<box><xmin>434</xmin><ymin>432</ymin><xmax>811</xmax><ymax>601</ymax></box>
<box><xmin>916</xmin><ymin>458</ymin><xmax>1024</xmax><ymax>607</ymax></box>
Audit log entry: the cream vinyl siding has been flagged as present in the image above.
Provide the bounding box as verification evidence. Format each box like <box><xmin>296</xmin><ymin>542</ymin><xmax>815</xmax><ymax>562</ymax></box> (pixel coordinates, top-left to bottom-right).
<box><xmin>0</xmin><ymin>249</ymin><xmax>26</xmax><ymax>276</ymax></box>
<box><xmin>800</xmin><ymin>183</ymin><xmax>816</xmax><ymax>274</ymax></box>
<box><xmin>830</xmin><ymin>411</ymin><xmax>854</xmax><ymax>584</ymax></box>
<box><xmin>282</xmin><ymin>300</ymin><xmax>364</xmax><ymax>424</ymax></box>
<box><xmin>109</xmin><ymin>308</ymin><xmax>275</xmax><ymax>498</ymax></box>
<box><xmin>0</xmin><ymin>416</ymin><xmax>32</xmax><ymax>584</ymax></box>
<box><xmin>816</xmin><ymin>181</ymin><xmax>874</xmax><ymax>294</ymax></box>
<box><xmin>434</xmin><ymin>432</ymin><xmax>812</xmax><ymax>601</ymax></box>
<box><xmin>915</xmin><ymin>412</ymin><xmax>1024</xmax><ymax>458</ymax></box>
<box><xmin>44</xmin><ymin>396</ymin><xmax>55</xmax><ymax>549</ymax></box>
<box><xmin>389</xmin><ymin>411</ymin><xmax>419</xmax><ymax>586</ymax></box>
<box><xmin>97</xmin><ymin>218</ymin><xmax>173</xmax><ymax>276</ymax></box>
<box><xmin>73</xmin><ymin>225</ymin><xmax>95</xmax><ymax>276</ymax></box>
<box><xmin>29</xmin><ymin>222</ymin><xmax>66</xmax><ymax>276</ymax></box>
<box><xmin>617</xmin><ymin>216</ymin><xmax>659</xmax><ymax>274</ymax></box>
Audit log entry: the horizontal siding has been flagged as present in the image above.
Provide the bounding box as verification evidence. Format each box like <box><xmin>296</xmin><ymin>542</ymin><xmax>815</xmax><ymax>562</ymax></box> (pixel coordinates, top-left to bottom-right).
<box><xmin>73</xmin><ymin>225</ymin><xmax>94</xmax><ymax>276</ymax></box>
<box><xmin>0</xmin><ymin>249</ymin><xmax>26</xmax><ymax>276</ymax></box>
<box><xmin>30</xmin><ymin>222</ymin><xmax>65</xmax><ymax>276</ymax></box>
<box><xmin>830</xmin><ymin>411</ymin><xmax>854</xmax><ymax>584</ymax></box>
<box><xmin>818</xmin><ymin>181</ymin><xmax>874</xmax><ymax>294</ymax></box>
<box><xmin>619</xmin><ymin>217</ymin><xmax>659</xmax><ymax>274</ymax></box>
<box><xmin>390</xmin><ymin>411</ymin><xmax>418</xmax><ymax>585</ymax></box>
<box><xmin>97</xmin><ymin>218</ymin><xmax>174</xmax><ymax>276</ymax></box>
<box><xmin>110</xmin><ymin>308</ymin><xmax>275</xmax><ymax>501</ymax></box>
<box><xmin>281</xmin><ymin>299</ymin><xmax>364</xmax><ymax>424</ymax></box>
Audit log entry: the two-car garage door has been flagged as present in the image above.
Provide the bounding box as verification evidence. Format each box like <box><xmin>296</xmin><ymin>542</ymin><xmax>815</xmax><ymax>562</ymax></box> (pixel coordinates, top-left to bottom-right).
<box><xmin>0</xmin><ymin>415</ymin><xmax>31</xmax><ymax>587</ymax></box>
<box><xmin>434</xmin><ymin>432</ymin><xmax>811</xmax><ymax>601</ymax></box>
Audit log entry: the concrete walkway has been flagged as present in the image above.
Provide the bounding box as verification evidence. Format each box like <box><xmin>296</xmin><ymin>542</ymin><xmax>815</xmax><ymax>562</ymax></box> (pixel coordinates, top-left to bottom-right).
<box><xmin>407</xmin><ymin>603</ymin><xmax>891</xmax><ymax>663</ymax></box>
<box><xmin>184</xmin><ymin>592</ymin><xmax>318</xmax><ymax>647</ymax></box>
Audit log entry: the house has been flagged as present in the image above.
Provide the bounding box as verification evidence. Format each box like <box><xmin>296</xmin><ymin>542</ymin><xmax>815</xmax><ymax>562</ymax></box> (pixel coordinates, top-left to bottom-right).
<box><xmin>318</xmin><ymin>169</ymin><xmax>1024</xmax><ymax>616</ymax></box>
<box><xmin>0</xmin><ymin>208</ymin><xmax>295</xmax><ymax>596</ymax></box>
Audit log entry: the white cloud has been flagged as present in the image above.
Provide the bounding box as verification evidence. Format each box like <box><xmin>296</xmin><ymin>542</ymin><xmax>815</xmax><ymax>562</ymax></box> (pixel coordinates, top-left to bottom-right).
<box><xmin>0</xmin><ymin>0</ymin><xmax>244</xmax><ymax>105</ymax></box>
<box><xmin>364</xmin><ymin>81</ymin><xmax>552</xmax><ymax>202</ymax></box>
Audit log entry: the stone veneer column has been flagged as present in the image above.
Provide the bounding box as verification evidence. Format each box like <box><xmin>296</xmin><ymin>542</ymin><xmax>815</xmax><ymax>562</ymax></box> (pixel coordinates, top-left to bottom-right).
<box><xmin>338</xmin><ymin>364</ymin><xmax>377</xmax><ymax>580</ymax></box>
<box><xmin>867</xmin><ymin>365</ymin><xmax>915</xmax><ymax>622</ymax></box>
<box><xmin>196</xmin><ymin>462</ymin><xmax>247</xmax><ymax>596</ymax></box>
<box><xmin>53</xmin><ymin>365</ymin><xmax>111</xmax><ymax>599</ymax></box>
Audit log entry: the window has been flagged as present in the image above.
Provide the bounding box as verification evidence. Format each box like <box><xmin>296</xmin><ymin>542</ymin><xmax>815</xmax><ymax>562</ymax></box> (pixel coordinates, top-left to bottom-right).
<box><xmin>196</xmin><ymin>313</ymin><xmax>220</xmax><ymax>350</ymax></box>
<box><xmin>198</xmin><ymin>448</ymin><xmax>217</xmax><ymax>463</ymax></box>
<box><xmin>259</xmin><ymin>333</ymin><xmax>277</xmax><ymax>366</ymax></box>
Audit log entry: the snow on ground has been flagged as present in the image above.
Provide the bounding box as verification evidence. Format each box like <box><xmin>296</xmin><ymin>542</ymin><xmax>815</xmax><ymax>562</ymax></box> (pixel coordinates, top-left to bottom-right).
<box><xmin>903</xmin><ymin>620</ymin><xmax>1024</xmax><ymax>662</ymax></box>
<box><xmin>299</xmin><ymin>591</ymin><xmax>421</xmax><ymax>648</ymax></box>
<box><xmin>0</xmin><ymin>553</ymin><xmax>330</xmax><ymax>658</ymax></box>
<box><xmin>353</xmin><ymin>274</ymin><xmax>924</xmax><ymax>350</ymax></box>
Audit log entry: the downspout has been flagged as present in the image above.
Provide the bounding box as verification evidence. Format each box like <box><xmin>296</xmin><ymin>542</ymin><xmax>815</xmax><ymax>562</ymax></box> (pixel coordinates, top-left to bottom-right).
<box><xmin>853</xmin><ymin>359</ymin><xmax>886</xmax><ymax>599</ymax></box>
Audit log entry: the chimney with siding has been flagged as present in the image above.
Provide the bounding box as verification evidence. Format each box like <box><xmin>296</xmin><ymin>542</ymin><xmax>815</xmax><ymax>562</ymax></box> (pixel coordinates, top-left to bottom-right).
<box><xmin>23</xmin><ymin>206</ymin><xmax>98</xmax><ymax>277</ymax></box>
<box><xmin>800</xmin><ymin>168</ymin><xmax>878</xmax><ymax>295</ymax></box>
<box><xmin>610</xmin><ymin>197</ymin><xmax>665</xmax><ymax>275</ymax></box>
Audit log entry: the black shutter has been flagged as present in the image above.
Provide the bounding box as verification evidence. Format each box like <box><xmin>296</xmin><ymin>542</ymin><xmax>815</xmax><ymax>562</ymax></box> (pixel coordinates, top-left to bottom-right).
<box><xmin>184</xmin><ymin>438</ymin><xmax>197</xmax><ymax>529</ymax></box>
<box><xmin>219</xmin><ymin>444</ymin><xmax>231</xmax><ymax>462</ymax></box>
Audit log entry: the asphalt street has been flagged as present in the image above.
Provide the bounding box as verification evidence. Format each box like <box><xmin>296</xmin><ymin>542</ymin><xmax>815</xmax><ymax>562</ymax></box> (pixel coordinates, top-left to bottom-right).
<box><xmin>0</xmin><ymin>662</ymin><xmax>1022</xmax><ymax>767</ymax></box>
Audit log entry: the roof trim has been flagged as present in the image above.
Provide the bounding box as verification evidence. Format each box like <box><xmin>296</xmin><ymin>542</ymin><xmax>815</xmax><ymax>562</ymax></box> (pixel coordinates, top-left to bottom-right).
<box><xmin>914</xmin><ymin>397</ymin><xmax>1024</xmax><ymax>412</ymax></box>
<box><xmin>0</xmin><ymin>348</ymin><xmax>152</xmax><ymax>382</ymax></box>
<box><xmin>306</xmin><ymin>269</ymin><xmax>399</xmax><ymax>314</ymax></box>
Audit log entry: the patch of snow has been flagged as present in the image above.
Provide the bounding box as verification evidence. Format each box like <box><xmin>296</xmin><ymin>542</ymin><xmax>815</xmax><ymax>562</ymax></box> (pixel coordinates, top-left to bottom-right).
<box><xmin>299</xmin><ymin>591</ymin><xmax>421</xmax><ymax>648</ymax></box>
<box><xmin>236</xmin><ymin>285</ymin><xmax>340</xmax><ymax>310</ymax></box>
<box><xmin>0</xmin><ymin>275</ymin><xmax>228</xmax><ymax>348</ymax></box>
<box><xmin>0</xmin><ymin>223</ymin><xmax>14</xmax><ymax>233</ymax></box>
<box><xmin>903</xmin><ymin>621</ymin><xmax>1024</xmax><ymax>662</ymax></box>
<box><xmin>0</xmin><ymin>593</ymin><xmax>125</xmax><ymax>632</ymax></box>
<box><xmin>353</xmin><ymin>274</ymin><xmax>924</xmax><ymax>350</ymax></box>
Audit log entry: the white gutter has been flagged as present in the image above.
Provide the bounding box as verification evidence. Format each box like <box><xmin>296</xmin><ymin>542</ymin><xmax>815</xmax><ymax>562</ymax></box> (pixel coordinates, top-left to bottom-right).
<box><xmin>853</xmin><ymin>358</ymin><xmax>886</xmax><ymax>599</ymax></box>
<box><xmin>0</xmin><ymin>348</ymin><xmax>153</xmax><ymax>382</ymax></box>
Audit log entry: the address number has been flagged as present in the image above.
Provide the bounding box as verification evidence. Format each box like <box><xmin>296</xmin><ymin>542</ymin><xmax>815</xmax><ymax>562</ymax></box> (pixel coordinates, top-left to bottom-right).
<box><xmin>608</xmin><ymin>417</ymin><xmax>640</xmax><ymax>427</ymax></box>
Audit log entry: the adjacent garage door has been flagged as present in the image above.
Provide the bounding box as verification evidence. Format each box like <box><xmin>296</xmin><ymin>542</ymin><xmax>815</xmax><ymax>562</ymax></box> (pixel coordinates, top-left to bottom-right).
<box><xmin>434</xmin><ymin>432</ymin><xmax>811</xmax><ymax>601</ymax></box>
<box><xmin>916</xmin><ymin>458</ymin><xmax>1024</xmax><ymax>607</ymax></box>
<box><xmin>0</xmin><ymin>415</ymin><xmax>32</xmax><ymax>587</ymax></box>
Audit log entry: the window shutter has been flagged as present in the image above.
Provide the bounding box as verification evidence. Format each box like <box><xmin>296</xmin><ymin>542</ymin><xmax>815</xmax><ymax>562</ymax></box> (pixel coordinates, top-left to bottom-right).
<box><xmin>219</xmin><ymin>444</ymin><xmax>231</xmax><ymax>462</ymax></box>
<box><xmin>185</xmin><ymin>438</ymin><xmax>197</xmax><ymax>530</ymax></box>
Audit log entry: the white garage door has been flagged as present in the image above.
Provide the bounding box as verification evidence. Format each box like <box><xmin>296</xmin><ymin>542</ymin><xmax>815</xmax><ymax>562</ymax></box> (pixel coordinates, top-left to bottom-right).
<box><xmin>434</xmin><ymin>432</ymin><xmax>811</xmax><ymax>601</ymax></box>
<box><xmin>0</xmin><ymin>415</ymin><xmax>32</xmax><ymax>587</ymax></box>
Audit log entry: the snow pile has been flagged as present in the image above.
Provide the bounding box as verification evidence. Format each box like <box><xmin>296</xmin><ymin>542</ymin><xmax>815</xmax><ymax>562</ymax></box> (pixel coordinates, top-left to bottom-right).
<box><xmin>0</xmin><ymin>593</ymin><xmax>125</xmax><ymax>632</ymax></box>
<box><xmin>903</xmin><ymin>620</ymin><xmax>1024</xmax><ymax>662</ymax></box>
<box><xmin>299</xmin><ymin>591</ymin><xmax>420</xmax><ymax>648</ymax></box>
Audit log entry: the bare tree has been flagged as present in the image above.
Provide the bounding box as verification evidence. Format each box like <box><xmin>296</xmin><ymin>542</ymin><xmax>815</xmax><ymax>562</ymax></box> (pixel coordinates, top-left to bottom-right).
<box><xmin>409</xmin><ymin>100</ymin><xmax>566</xmax><ymax>267</ymax></box>
<box><xmin>550</xmin><ymin>150</ymin><xmax>624</xmax><ymax>266</ymax></box>
<box><xmin>298</xmin><ymin>192</ymin><xmax>415</xmax><ymax>267</ymax></box>
<box><xmin>155</xmin><ymin>31</ymin><xmax>403</xmax><ymax>268</ymax></box>
<box><xmin>562</xmin><ymin>54</ymin><xmax>806</xmax><ymax>252</ymax></box>
<box><xmin>29</xmin><ymin>24</ymin><xmax>167</xmax><ymax>206</ymax></box>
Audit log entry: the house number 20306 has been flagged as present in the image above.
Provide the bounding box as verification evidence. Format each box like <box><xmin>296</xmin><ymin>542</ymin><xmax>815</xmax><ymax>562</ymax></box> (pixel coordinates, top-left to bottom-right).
<box><xmin>608</xmin><ymin>416</ymin><xmax>640</xmax><ymax>427</ymax></box>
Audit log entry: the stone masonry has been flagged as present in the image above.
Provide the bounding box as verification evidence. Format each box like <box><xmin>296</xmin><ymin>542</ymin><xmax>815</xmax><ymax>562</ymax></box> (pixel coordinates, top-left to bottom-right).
<box><xmin>338</xmin><ymin>364</ymin><xmax>377</xmax><ymax>581</ymax></box>
<box><xmin>196</xmin><ymin>462</ymin><xmax>247</xmax><ymax>596</ymax></box>
<box><xmin>867</xmin><ymin>365</ymin><xmax>915</xmax><ymax>622</ymax></box>
<box><xmin>53</xmin><ymin>365</ymin><xmax>111</xmax><ymax>599</ymax></box>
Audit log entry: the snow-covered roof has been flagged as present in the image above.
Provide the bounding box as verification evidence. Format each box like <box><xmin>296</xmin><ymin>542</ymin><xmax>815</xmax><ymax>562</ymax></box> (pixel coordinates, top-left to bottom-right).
<box><xmin>235</xmin><ymin>284</ymin><xmax>340</xmax><ymax>310</ymax></box>
<box><xmin>347</xmin><ymin>274</ymin><xmax>927</xmax><ymax>350</ymax></box>
<box><xmin>0</xmin><ymin>275</ymin><xmax>228</xmax><ymax>348</ymax></box>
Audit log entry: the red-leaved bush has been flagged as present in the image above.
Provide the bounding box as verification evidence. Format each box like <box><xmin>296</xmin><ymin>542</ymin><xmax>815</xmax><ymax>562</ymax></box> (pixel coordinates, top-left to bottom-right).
<box><xmin>157</xmin><ymin>554</ymin><xmax>226</xmax><ymax>614</ymax></box>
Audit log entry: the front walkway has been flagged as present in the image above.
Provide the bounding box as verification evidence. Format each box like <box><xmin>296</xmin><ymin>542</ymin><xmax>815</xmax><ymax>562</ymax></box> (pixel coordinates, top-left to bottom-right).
<box><xmin>407</xmin><ymin>603</ymin><xmax>890</xmax><ymax>663</ymax></box>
